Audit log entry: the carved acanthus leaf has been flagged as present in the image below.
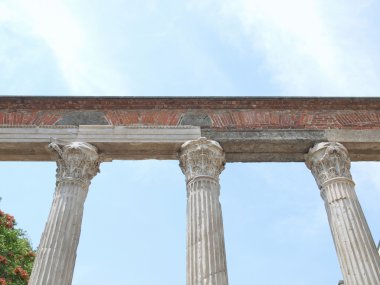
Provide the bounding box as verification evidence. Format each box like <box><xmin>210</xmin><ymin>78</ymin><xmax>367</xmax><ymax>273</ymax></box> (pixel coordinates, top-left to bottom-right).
<box><xmin>179</xmin><ymin>137</ymin><xmax>225</xmax><ymax>183</ymax></box>
<box><xmin>306</xmin><ymin>142</ymin><xmax>352</xmax><ymax>189</ymax></box>
<box><xmin>49</xmin><ymin>141</ymin><xmax>100</xmax><ymax>189</ymax></box>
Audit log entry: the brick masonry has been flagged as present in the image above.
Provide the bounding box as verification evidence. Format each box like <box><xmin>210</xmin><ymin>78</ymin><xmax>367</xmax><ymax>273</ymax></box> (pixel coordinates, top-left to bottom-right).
<box><xmin>1</xmin><ymin>97</ymin><xmax>380</xmax><ymax>130</ymax></box>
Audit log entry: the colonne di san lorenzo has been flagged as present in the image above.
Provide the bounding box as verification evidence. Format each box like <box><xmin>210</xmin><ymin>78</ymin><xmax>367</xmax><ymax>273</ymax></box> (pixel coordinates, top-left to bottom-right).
<box><xmin>1</xmin><ymin>96</ymin><xmax>380</xmax><ymax>285</ymax></box>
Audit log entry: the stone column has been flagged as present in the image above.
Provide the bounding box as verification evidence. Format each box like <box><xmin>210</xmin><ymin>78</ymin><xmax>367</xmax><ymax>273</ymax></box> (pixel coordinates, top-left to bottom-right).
<box><xmin>29</xmin><ymin>142</ymin><xmax>100</xmax><ymax>285</ymax></box>
<box><xmin>179</xmin><ymin>137</ymin><xmax>229</xmax><ymax>285</ymax></box>
<box><xmin>306</xmin><ymin>142</ymin><xmax>380</xmax><ymax>285</ymax></box>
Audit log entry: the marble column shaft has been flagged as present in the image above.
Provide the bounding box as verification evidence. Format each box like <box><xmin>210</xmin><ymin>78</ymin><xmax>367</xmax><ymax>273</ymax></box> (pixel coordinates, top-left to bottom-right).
<box><xmin>306</xmin><ymin>142</ymin><xmax>380</xmax><ymax>285</ymax></box>
<box><xmin>29</xmin><ymin>142</ymin><xmax>100</xmax><ymax>285</ymax></box>
<box><xmin>179</xmin><ymin>137</ymin><xmax>229</xmax><ymax>285</ymax></box>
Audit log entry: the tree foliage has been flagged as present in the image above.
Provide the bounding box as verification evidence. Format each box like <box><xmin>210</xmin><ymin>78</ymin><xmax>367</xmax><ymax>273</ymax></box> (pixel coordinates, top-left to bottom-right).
<box><xmin>0</xmin><ymin>209</ymin><xmax>35</xmax><ymax>285</ymax></box>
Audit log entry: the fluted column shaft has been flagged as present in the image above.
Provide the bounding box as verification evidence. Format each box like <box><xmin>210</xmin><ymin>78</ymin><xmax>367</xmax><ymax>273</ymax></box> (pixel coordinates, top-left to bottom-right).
<box><xmin>180</xmin><ymin>137</ymin><xmax>229</xmax><ymax>285</ymax></box>
<box><xmin>29</xmin><ymin>142</ymin><xmax>100</xmax><ymax>285</ymax></box>
<box><xmin>306</xmin><ymin>142</ymin><xmax>380</xmax><ymax>285</ymax></box>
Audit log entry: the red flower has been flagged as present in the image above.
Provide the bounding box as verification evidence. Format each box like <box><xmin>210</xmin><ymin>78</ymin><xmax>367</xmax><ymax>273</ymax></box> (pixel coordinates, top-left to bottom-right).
<box><xmin>0</xmin><ymin>255</ymin><xmax>7</xmax><ymax>264</ymax></box>
<box><xmin>14</xmin><ymin>266</ymin><xmax>29</xmax><ymax>280</ymax></box>
<box><xmin>5</xmin><ymin>214</ymin><xmax>14</xmax><ymax>222</ymax></box>
<box><xmin>0</xmin><ymin>210</ymin><xmax>4</xmax><ymax>217</ymax></box>
<box><xmin>27</xmin><ymin>251</ymin><xmax>36</xmax><ymax>257</ymax></box>
<box><xmin>0</xmin><ymin>277</ymin><xmax>7</xmax><ymax>285</ymax></box>
<box><xmin>21</xmin><ymin>271</ymin><xmax>29</xmax><ymax>280</ymax></box>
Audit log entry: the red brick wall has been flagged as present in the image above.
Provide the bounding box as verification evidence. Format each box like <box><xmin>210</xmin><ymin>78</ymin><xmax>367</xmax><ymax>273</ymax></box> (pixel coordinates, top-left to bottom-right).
<box><xmin>0</xmin><ymin>97</ymin><xmax>379</xmax><ymax>130</ymax></box>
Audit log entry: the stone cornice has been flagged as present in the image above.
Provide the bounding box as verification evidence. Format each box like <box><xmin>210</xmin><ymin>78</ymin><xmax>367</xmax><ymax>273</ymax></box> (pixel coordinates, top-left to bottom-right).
<box><xmin>2</xmin><ymin>96</ymin><xmax>380</xmax><ymax>110</ymax></box>
<box><xmin>1</xmin><ymin>127</ymin><xmax>380</xmax><ymax>162</ymax></box>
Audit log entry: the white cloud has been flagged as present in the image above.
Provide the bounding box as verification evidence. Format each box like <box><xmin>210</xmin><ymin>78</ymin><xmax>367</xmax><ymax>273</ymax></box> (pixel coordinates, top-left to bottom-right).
<box><xmin>0</xmin><ymin>0</ymin><xmax>128</xmax><ymax>95</ymax></box>
<box><xmin>191</xmin><ymin>0</ymin><xmax>380</xmax><ymax>96</ymax></box>
<box><xmin>0</xmin><ymin>2</ymin><xmax>12</xmax><ymax>22</ymax></box>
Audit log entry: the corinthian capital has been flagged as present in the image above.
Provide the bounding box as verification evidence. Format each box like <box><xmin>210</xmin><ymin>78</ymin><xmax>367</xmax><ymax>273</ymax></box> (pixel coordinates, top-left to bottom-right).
<box><xmin>179</xmin><ymin>137</ymin><xmax>225</xmax><ymax>183</ymax></box>
<box><xmin>305</xmin><ymin>142</ymin><xmax>352</xmax><ymax>189</ymax></box>
<box><xmin>49</xmin><ymin>141</ymin><xmax>100</xmax><ymax>189</ymax></box>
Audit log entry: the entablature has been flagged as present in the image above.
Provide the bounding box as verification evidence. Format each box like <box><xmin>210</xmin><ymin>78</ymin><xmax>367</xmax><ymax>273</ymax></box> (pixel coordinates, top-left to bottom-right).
<box><xmin>1</xmin><ymin>96</ymin><xmax>380</xmax><ymax>162</ymax></box>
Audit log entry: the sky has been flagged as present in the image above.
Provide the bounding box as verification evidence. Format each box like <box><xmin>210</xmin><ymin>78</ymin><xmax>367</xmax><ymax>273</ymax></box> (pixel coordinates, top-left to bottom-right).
<box><xmin>0</xmin><ymin>0</ymin><xmax>380</xmax><ymax>284</ymax></box>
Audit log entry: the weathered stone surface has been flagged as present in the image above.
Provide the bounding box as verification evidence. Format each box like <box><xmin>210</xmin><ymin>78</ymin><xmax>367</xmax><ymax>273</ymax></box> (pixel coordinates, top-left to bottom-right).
<box><xmin>29</xmin><ymin>142</ymin><xmax>100</xmax><ymax>285</ymax></box>
<box><xmin>179</xmin><ymin>138</ymin><xmax>229</xmax><ymax>285</ymax></box>
<box><xmin>1</xmin><ymin>127</ymin><xmax>380</xmax><ymax>161</ymax></box>
<box><xmin>306</xmin><ymin>142</ymin><xmax>380</xmax><ymax>285</ymax></box>
<box><xmin>56</xmin><ymin>111</ymin><xmax>109</xmax><ymax>126</ymax></box>
<box><xmin>0</xmin><ymin>126</ymin><xmax>201</xmax><ymax>161</ymax></box>
<box><xmin>179</xmin><ymin>113</ymin><xmax>212</xmax><ymax>127</ymax></box>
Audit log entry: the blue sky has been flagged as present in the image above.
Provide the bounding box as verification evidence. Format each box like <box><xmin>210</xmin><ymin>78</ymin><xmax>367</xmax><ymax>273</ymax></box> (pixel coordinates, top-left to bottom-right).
<box><xmin>1</xmin><ymin>1</ymin><xmax>380</xmax><ymax>284</ymax></box>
